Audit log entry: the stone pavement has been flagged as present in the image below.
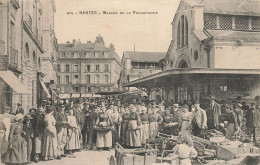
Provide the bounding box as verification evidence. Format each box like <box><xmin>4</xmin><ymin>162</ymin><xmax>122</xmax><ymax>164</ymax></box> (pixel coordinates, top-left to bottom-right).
<box><xmin>33</xmin><ymin>150</ymin><xmax>114</xmax><ymax>165</ymax></box>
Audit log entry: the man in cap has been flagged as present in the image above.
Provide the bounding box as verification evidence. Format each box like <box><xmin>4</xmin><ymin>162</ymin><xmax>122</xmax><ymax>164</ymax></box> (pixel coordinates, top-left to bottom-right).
<box><xmin>32</xmin><ymin>106</ymin><xmax>45</xmax><ymax>162</ymax></box>
<box><xmin>190</xmin><ymin>101</ymin><xmax>207</xmax><ymax>136</ymax></box>
<box><xmin>205</xmin><ymin>94</ymin><xmax>221</xmax><ymax>129</ymax></box>
<box><xmin>16</xmin><ymin>103</ymin><xmax>24</xmax><ymax>115</ymax></box>
<box><xmin>54</xmin><ymin>104</ymin><xmax>68</xmax><ymax>158</ymax></box>
<box><xmin>246</xmin><ymin>103</ymin><xmax>257</xmax><ymax>142</ymax></box>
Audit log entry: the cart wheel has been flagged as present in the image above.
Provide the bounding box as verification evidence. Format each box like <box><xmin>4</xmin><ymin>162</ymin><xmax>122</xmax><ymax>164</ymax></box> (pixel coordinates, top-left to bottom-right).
<box><xmin>109</xmin><ymin>155</ymin><xmax>117</xmax><ymax>165</ymax></box>
<box><xmin>193</xmin><ymin>140</ymin><xmax>205</xmax><ymax>156</ymax></box>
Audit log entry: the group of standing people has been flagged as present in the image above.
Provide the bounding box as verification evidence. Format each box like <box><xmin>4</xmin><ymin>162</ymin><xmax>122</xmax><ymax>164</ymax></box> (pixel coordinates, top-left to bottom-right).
<box><xmin>0</xmin><ymin>94</ymin><xmax>260</xmax><ymax>165</ymax></box>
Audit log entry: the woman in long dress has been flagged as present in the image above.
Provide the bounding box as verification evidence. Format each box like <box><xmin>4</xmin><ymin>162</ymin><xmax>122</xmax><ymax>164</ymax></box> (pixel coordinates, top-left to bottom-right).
<box><xmin>225</xmin><ymin>105</ymin><xmax>239</xmax><ymax>139</ymax></box>
<box><xmin>180</xmin><ymin>105</ymin><xmax>192</xmax><ymax>135</ymax></box>
<box><xmin>65</xmin><ymin>110</ymin><xmax>81</xmax><ymax>154</ymax></box>
<box><xmin>121</xmin><ymin>107</ymin><xmax>130</xmax><ymax>146</ymax></box>
<box><xmin>95</xmin><ymin>107</ymin><xmax>113</xmax><ymax>150</ymax></box>
<box><xmin>42</xmin><ymin>106</ymin><xmax>58</xmax><ymax>160</ymax></box>
<box><xmin>140</xmin><ymin>106</ymin><xmax>149</xmax><ymax>144</ymax></box>
<box><xmin>126</xmin><ymin>106</ymin><xmax>141</xmax><ymax>148</ymax></box>
<box><xmin>5</xmin><ymin>114</ymin><xmax>27</xmax><ymax>165</ymax></box>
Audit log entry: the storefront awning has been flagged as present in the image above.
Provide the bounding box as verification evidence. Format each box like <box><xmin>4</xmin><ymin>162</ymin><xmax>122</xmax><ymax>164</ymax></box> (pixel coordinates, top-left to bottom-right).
<box><xmin>123</xmin><ymin>68</ymin><xmax>260</xmax><ymax>88</ymax></box>
<box><xmin>59</xmin><ymin>94</ymin><xmax>70</xmax><ymax>99</ymax></box>
<box><xmin>0</xmin><ymin>70</ymin><xmax>28</xmax><ymax>94</ymax></box>
<box><xmin>71</xmin><ymin>94</ymin><xmax>80</xmax><ymax>98</ymax></box>
<box><xmin>96</xmin><ymin>91</ymin><xmax>125</xmax><ymax>96</ymax></box>
<box><xmin>40</xmin><ymin>81</ymin><xmax>51</xmax><ymax>98</ymax></box>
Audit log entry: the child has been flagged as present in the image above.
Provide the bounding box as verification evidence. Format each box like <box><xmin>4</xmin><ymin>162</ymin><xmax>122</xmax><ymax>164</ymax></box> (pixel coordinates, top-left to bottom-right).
<box><xmin>171</xmin><ymin>134</ymin><xmax>197</xmax><ymax>165</ymax></box>
<box><xmin>65</xmin><ymin>110</ymin><xmax>81</xmax><ymax>154</ymax></box>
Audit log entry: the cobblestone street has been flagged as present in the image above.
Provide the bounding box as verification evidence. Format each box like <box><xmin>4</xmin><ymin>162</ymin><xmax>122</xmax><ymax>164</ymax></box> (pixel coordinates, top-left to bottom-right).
<box><xmin>34</xmin><ymin>150</ymin><xmax>114</xmax><ymax>165</ymax></box>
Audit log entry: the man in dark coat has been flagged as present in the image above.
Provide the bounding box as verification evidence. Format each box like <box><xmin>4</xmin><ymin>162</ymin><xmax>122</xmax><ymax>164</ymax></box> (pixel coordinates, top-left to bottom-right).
<box><xmin>246</xmin><ymin>103</ymin><xmax>257</xmax><ymax>142</ymax></box>
<box><xmin>31</xmin><ymin>107</ymin><xmax>45</xmax><ymax>162</ymax></box>
<box><xmin>85</xmin><ymin>105</ymin><xmax>98</xmax><ymax>150</ymax></box>
<box><xmin>54</xmin><ymin>105</ymin><xmax>68</xmax><ymax>157</ymax></box>
<box><xmin>205</xmin><ymin>94</ymin><xmax>221</xmax><ymax>129</ymax></box>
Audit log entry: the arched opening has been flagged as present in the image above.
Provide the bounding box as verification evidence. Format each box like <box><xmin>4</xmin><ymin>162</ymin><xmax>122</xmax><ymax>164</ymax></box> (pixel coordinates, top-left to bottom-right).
<box><xmin>25</xmin><ymin>43</ymin><xmax>29</xmax><ymax>58</ymax></box>
<box><xmin>178</xmin><ymin>60</ymin><xmax>188</xmax><ymax>68</ymax></box>
<box><xmin>33</xmin><ymin>51</ymin><xmax>36</xmax><ymax>65</ymax></box>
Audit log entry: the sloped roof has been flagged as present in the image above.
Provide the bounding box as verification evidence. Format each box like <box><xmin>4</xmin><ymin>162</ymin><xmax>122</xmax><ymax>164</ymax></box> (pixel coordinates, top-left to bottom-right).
<box><xmin>124</xmin><ymin>51</ymin><xmax>166</xmax><ymax>63</ymax></box>
<box><xmin>183</xmin><ymin>0</ymin><xmax>260</xmax><ymax>16</ymax></box>
<box><xmin>58</xmin><ymin>42</ymin><xmax>110</xmax><ymax>52</ymax></box>
<box><xmin>207</xmin><ymin>30</ymin><xmax>260</xmax><ymax>42</ymax></box>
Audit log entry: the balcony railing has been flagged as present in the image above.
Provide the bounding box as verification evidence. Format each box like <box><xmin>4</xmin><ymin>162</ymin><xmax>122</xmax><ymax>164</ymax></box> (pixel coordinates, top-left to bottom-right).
<box><xmin>25</xmin><ymin>13</ymin><xmax>32</xmax><ymax>30</ymax></box>
<box><xmin>0</xmin><ymin>40</ymin><xmax>5</xmax><ymax>55</ymax></box>
<box><xmin>9</xmin><ymin>48</ymin><xmax>18</xmax><ymax>68</ymax></box>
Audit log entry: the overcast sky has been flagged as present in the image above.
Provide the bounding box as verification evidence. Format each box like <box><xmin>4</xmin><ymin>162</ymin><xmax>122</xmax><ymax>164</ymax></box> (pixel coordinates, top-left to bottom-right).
<box><xmin>54</xmin><ymin>0</ymin><xmax>181</xmax><ymax>58</ymax></box>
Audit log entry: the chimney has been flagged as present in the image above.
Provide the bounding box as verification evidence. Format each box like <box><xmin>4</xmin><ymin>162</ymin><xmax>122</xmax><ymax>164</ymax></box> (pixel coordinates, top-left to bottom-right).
<box><xmin>73</xmin><ymin>39</ymin><xmax>76</xmax><ymax>47</ymax></box>
<box><xmin>66</xmin><ymin>41</ymin><xmax>70</xmax><ymax>44</ymax></box>
<box><xmin>87</xmin><ymin>41</ymin><xmax>91</xmax><ymax>43</ymax></box>
<box><xmin>110</xmin><ymin>43</ymin><xmax>115</xmax><ymax>51</ymax></box>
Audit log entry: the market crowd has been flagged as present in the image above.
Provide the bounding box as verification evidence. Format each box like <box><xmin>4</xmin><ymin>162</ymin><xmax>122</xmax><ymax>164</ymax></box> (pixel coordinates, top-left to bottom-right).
<box><xmin>0</xmin><ymin>94</ymin><xmax>260</xmax><ymax>165</ymax></box>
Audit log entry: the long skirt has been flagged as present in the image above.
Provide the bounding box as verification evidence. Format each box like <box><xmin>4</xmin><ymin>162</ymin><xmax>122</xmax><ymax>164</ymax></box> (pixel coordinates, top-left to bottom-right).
<box><xmin>42</xmin><ymin>129</ymin><xmax>58</xmax><ymax>160</ymax></box>
<box><xmin>26</xmin><ymin>137</ymin><xmax>32</xmax><ymax>162</ymax></box>
<box><xmin>0</xmin><ymin>131</ymin><xmax>8</xmax><ymax>164</ymax></box>
<box><xmin>96</xmin><ymin>130</ymin><xmax>112</xmax><ymax>148</ymax></box>
<box><xmin>127</xmin><ymin>129</ymin><xmax>141</xmax><ymax>147</ymax></box>
<box><xmin>149</xmin><ymin>122</ymin><xmax>158</xmax><ymax>138</ymax></box>
<box><xmin>66</xmin><ymin>129</ymin><xmax>81</xmax><ymax>150</ymax></box>
<box><xmin>57</xmin><ymin>127</ymin><xmax>67</xmax><ymax>156</ymax></box>
<box><xmin>121</xmin><ymin>122</ymin><xmax>128</xmax><ymax>145</ymax></box>
<box><xmin>141</xmin><ymin>123</ymin><xmax>149</xmax><ymax>143</ymax></box>
<box><xmin>5</xmin><ymin>134</ymin><xmax>27</xmax><ymax>164</ymax></box>
<box><xmin>225</xmin><ymin>123</ymin><xmax>236</xmax><ymax>139</ymax></box>
<box><xmin>112</xmin><ymin>123</ymin><xmax>120</xmax><ymax>147</ymax></box>
<box><xmin>180</xmin><ymin>121</ymin><xmax>190</xmax><ymax>135</ymax></box>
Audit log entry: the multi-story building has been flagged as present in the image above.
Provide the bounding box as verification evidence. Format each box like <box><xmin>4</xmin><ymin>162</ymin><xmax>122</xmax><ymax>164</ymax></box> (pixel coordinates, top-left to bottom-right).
<box><xmin>56</xmin><ymin>35</ymin><xmax>121</xmax><ymax>98</ymax></box>
<box><xmin>0</xmin><ymin>0</ymin><xmax>25</xmax><ymax>112</ymax></box>
<box><xmin>124</xmin><ymin>0</ymin><xmax>260</xmax><ymax>105</ymax></box>
<box><xmin>0</xmin><ymin>0</ymin><xmax>58</xmax><ymax>113</ymax></box>
<box><xmin>119</xmin><ymin>51</ymin><xmax>165</xmax><ymax>100</ymax></box>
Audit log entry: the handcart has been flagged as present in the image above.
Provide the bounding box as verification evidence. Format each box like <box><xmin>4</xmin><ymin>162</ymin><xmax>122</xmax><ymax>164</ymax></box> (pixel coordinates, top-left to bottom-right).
<box><xmin>109</xmin><ymin>143</ymin><xmax>158</xmax><ymax>165</ymax></box>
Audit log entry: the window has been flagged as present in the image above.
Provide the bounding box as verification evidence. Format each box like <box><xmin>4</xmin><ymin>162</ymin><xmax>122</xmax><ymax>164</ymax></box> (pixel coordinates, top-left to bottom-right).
<box><xmin>65</xmin><ymin>64</ymin><xmax>70</xmax><ymax>72</ymax></box>
<box><xmin>85</xmin><ymin>52</ymin><xmax>90</xmax><ymax>58</ymax></box>
<box><xmin>100</xmin><ymin>52</ymin><xmax>104</xmax><ymax>58</ymax></box>
<box><xmin>73</xmin><ymin>87</ymin><xmax>79</xmax><ymax>93</ymax></box>
<box><xmin>65</xmin><ymin>76</ymin><xmax>70</xmax><ymax>83</ymax></box>
<box><xmin>86</xmin><ymin>75</ymin><xmax>90</xmax><ymax>84</ymax></box>
<box><xmin>105</xmin><ymin>75</ymin><xmax>109</xmax><ymax>83</ymax></box>
<box><xmin>65</xmin><ymin>52</ymin><xmax>70</xmax><ymax>58</ymax></box>
<box><xmin>74</xmin><ymin>52</ymin><xmax>79</xmax><ymax>58</ymax></box>
<box><xmin>251</xmin><ymin>17</ymin><xmax>260</xmax><ymax>31</ymax></box>
<box><xmin>104</xmin><ymin>64</ymin><xmax>109</xmax><ymax>72</ymax></box>
<box><xmin>219</xmin><ymin>15</ymin><xmax>232</xmax><ymax>30</ymax></box>
<box><xmin>235</xmin><ymin>16</ymin><xmax>249</xmax><ymax>30</ymax></box>
<box><xmin>88</xmin><ymin>87</ymin><xmax>91</xmax><ymax>93</ymax></box>
<box><xmin>204</xmin><ymin>14</ymin><xmax>217</xmax><ymax>29</ymax></box>
<box><xmin>86</xmin><ymin>65</ymin><xmax>91</xmax><ymax>72</ymax></box>
<box><xmin>57</xmin><ymin>76</ymin><xmax>60</xmax><ymax>84</ymax></box>
<box><xmin>74</xmin><ymin>75</ymin><xmax>79</xmax><ymax>83</ymax></box>
<box><xmin>74</xmin><ymin>65</ymin><xmax>79</xmax><ymax>72</ymax></box>
<box><xmin>95</xmin><ymin>75</ymin><xmax>99</xmax><ymax>83</ymax></box>
<box><xmin>57</xmin><ymin>64</ymin><xmax>61</xmax><ymax>72</ymax></box>
<box><xmin>220</xmin><ymin>85</ymin><xmax>228</xmax><ymax>92</ymax></box>
<box><xmin>177</xmin><ymin>15</ymin><xmax>188</xmax><ymax>48</ymax></box>
<box><xmin>95</xmin><ymin>65</ymin><xmax>99</xmax><ymax>72</ymax></box>
<box><xmin>194</xmin><ymin>50</ymin><xmax>198</xmax><ymax>61</ymax></box>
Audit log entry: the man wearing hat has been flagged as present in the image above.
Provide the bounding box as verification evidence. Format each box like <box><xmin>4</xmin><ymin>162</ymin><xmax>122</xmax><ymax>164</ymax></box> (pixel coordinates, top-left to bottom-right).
<box><xmin>190</xmin><ymin>101</ymin><xmax>207</xmax><ymax>136</ymax></box>
<box><xmin>16</xmin><ymin>103</ymin><xmax>24</xmax><ymax>115</ymax></box>
<box><xmin>246</xmin><ymin>103</ymin><xmax>258</xmax><ymax>142</ymax></box>
<box><xmin>205</xmin><ymin>94</ymin><xmax>221</xmax><ymax>129</ymax></box>
<box><xmin>233</xmin><ymin>103</ymin><xmax>243</xmax><ymax>127</ymax></box>
<box><xmin>32</xmin><ymin>107</ymin><xmax>45</xmax><ymax>162</ymax></box>
<box><xmin>54</xmin><ymin>104</ymin><xmax>68</xmax><ymax>157</ymax></box>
